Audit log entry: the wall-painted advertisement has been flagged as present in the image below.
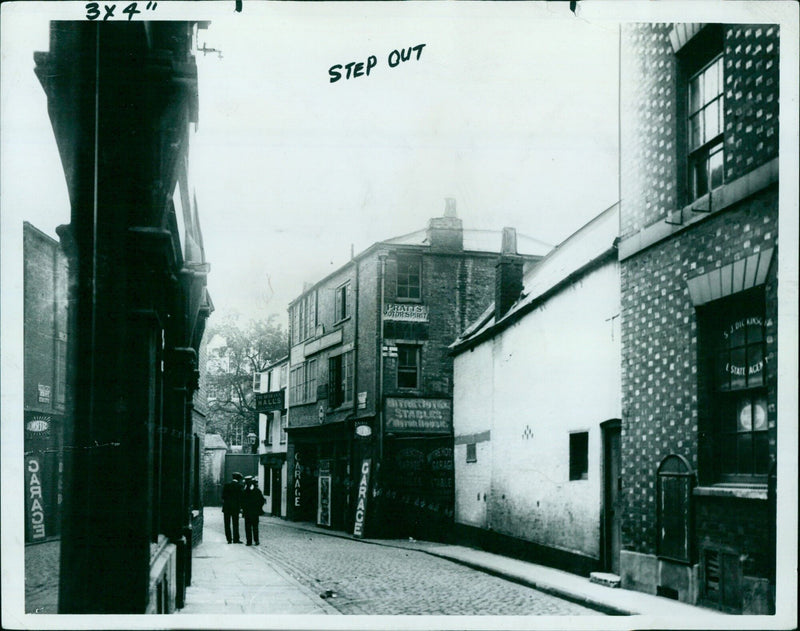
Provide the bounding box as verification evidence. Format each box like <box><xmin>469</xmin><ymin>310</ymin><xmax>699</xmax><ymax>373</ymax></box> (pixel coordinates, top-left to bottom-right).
<box><xmin>384</xmin><ymin>397</ymin><xmax>452</xmax><ymax>433</ymax></box>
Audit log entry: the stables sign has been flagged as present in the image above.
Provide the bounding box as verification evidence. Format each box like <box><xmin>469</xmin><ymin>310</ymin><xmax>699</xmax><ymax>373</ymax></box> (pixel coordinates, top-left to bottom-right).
<box><xmin>385</xmin><ymin>397</ymin><xmax>452</xmax><ymax>433</ymax></box>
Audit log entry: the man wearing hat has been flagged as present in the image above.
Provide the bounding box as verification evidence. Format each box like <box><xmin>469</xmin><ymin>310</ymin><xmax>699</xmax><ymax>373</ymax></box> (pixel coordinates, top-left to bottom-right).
<box><xmin>222</xmin><ymin>472</ymin><xmax>244</xmax><ymax>544</ymax></box>
<box><xmin>241</xmin><ymin>475</ymin><xmax>266</xmax><ymax>546</ymax></box>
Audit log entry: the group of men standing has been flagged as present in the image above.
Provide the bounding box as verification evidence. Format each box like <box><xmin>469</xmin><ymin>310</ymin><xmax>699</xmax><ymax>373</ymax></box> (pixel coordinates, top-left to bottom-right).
<box><xmin>222</xmin><ymin>472</ymin><xmax>266</xmax><ymax>546</ymax></box>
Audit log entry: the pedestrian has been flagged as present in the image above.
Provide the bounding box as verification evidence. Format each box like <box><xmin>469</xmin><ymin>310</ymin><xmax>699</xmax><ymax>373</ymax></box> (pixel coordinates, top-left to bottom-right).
<box><xmin>222</xmin><ymin>472</ymin><xmax>244</xmax><ymax>544</ymax></box>
<box><xmin>242</xmin><ymin>475</ymin><xmax>266</xmax><ymax>546</ymax></box>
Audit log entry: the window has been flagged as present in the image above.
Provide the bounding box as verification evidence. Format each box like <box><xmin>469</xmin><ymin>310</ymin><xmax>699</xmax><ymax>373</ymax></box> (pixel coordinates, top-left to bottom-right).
<box><xmin>280</xmin><ymin>413</ymin><xmax>287</xmax><ymax>444</ymax></box>
<box><xmin>679</xmin><ymin>25</ymin><xmax>725</xmax><ymax>202</ymax></box>
<box><xmin>328</xmin><ymin>350</ymin><xmax>354</xmax><ymax>408</ymax></box>
<box><xmin>688</xmin><ymin>55</ymin><xmax>724</xmax><ymax>199</ymax></box>
<box><xmin>396</xmin><ymin>257</ymin><xmax>421</xmax><ymax>301</ymax></box>
<box><xmin>569</xmin><ymin>432</ymin><xmax>589</xmax><ymax>481</ymax></box>
<box><xmin>253</xmin><ymin>372</ymin><xmax>262</xmax><ymax>392</ymax></box>
<box><xmin>289</xmin><ymin>360</ymin><xmax>318</xmax><ymax>405</ymax></box>
<box><xmin>397</xmin><ymin>345</ymin><xmax>420</xmax><ymax>389</ymax></box>
<box><xmin>705</xmin><ymin>289</ymin><xmax>769</xmax><ymax>481</ymax></box>
<box><xmin>265</xmin><ymin>416</ymin><xmax>273</xmax><ymax>446</ymax></box>
<box><xmin>335</xmin><ymin>282</ymin><xmax>350</xmax><ymax>322</ymax></box>
<box><xmin>466</xmin><ymin>443</ymin><xmax>477</xmax><ymax>463</ymax></box>
<box><xmin>292</xmin><ymin>291</ymin><xmax>318</xmax><ymax>344</ymax></box>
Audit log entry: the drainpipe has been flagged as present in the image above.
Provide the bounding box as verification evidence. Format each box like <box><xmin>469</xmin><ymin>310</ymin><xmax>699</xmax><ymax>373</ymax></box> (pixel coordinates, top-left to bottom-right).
<box><xmin>349</xmin><ymin>257</ymin><xmax>359</xmax><ymax>520</ymax></box>
<box><xmin>377</xmin><ymin>253</ymin><xmax>387</xmax><ymax>464</ymax></box>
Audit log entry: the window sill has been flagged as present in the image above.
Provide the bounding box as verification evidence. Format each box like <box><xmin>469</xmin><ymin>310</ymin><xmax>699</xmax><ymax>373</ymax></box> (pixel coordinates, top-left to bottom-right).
<box><xmin>693</xmin><ymin>484</ymin><xmax>768</xmax><ymax>500</ymax></box>
<box><xmin>394</xmin><ymin>297</ymin><xmax>423</xmax><ymax>304</ymax></box>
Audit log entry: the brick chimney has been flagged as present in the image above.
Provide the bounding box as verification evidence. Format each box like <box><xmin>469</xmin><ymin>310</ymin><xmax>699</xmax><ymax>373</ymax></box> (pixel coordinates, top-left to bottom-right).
<box><xmin>427</xmin><ymin>197</ymin><xmax>463</xmax><ymax>252</ymax></box>
<box><xmin>495</xmin><ymin>227</ymin><xmax>524</xmax><ymax>321</ymax></box>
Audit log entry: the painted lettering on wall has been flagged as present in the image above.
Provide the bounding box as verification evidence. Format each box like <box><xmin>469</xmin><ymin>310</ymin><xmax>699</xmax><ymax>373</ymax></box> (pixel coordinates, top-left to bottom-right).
<box><xmin>384</xmin><ymin>303</ymin><xmax>429</xmax><ymax>322</ymax></box>
<box><xmin>329</xmin><ymin>45</ymin><xmax>426</xmax><ymax>83</ymax></box>
<box><xmin>26</xmin><ymin>458</ymin><xmax>46</xmax><ymax>540</ymax></box>
<box><xmin>385</xmin><ymin>397</ymin><xmax>452</xmax><ymax>433</ymax></box>
<box><xmin>293</xmin><ymin>453</ymin><xmax>302</xmax><ymax>508</ymax></box>
<box><xmin>352</xmin><ymin>459</ymin><xmax>371</xmax><ymax>538</ymax></box>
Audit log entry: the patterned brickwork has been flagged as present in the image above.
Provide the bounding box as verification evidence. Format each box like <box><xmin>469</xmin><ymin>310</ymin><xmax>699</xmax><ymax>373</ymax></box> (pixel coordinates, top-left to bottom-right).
<box><xmin>619</xmin><ymin>187</ymin><xmax>778</xmax><ymax>558</ymax></box>
<box><xmin>724</xmin><ymin>26</ymin><xmax>780</xmax><ymax>181</ymax></box>
<box><xmin>620</xmin><ymin>23</ymin><xmax>780</xmax><ymax>238</ymax></box>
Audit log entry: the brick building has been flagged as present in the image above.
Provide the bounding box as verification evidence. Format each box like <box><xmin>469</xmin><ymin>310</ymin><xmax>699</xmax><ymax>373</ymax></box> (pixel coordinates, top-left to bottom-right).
<box><xmin>618</xmin><ymin>23</ymin><xmax>778</xmax><ymax>613</ymax></box>
<box><xmin>285</xmin><ymin>200</ymin><xmax>549</xmax><ymax>538</ymax></box>
<box><xmin>23</xmin><ymin>223</ymin><xmax>69</xmax><ymax>545</ymax></box>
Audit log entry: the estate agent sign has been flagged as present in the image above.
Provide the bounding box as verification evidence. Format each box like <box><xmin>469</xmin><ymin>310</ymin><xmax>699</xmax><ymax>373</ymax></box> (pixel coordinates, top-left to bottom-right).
<box><xmin>385</xmin><ymin>397</ymin><xmax>452</xmax><ymax>433</ymax></box>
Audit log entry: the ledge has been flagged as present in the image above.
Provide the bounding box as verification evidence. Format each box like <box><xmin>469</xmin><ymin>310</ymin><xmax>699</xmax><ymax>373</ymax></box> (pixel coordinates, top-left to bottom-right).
<box><xmin>620</xmin><ymin>158</ymin><xmax>778</xmax><ymax>261</ymax></box>
<box><xmin>693</xmin><ymin>485</ymin><xmax>768</xmax><ymax>500</ymax></box>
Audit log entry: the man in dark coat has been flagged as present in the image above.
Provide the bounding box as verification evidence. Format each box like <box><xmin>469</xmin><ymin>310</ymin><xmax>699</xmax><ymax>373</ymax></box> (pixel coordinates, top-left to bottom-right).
<box><xmin>222</xmin><ymin>472</ymin><xmax>244</xmax><ymax>543</ymax></box>
<box><xmin>242</xmin><ymin>476</ymin><xmax>266</xmax><ymax>546</ymax></box>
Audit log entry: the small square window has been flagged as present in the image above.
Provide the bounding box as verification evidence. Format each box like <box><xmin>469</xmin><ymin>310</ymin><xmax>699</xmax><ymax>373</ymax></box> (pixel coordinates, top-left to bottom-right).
<box><xmin>466</xmin><ymin>443</ymin><xmax>477</xmax><ymax>463</ymax></box>
<box><xmin>569</xmin><ymin>432</ymin><xmax>589</xmax><ymax>481</ymax></box>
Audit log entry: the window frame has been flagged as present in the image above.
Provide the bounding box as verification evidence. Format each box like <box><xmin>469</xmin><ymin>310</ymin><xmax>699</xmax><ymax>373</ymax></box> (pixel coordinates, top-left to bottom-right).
<box><xmin>328</xmin><ymin>350</ymin><xmax>354</xmax><ymax>409</ymax></box>
<box><xmin>687</xmin><ymin>54</ymin><xmax>725</xmax><ymax>201</ymax></box>
<box><xmin>466</xmin><ymin>443</ymin><xmax>477</xmax><ymax>463</ymax></box>
<box><xmin>289</xmin><ymin>360</ymin><xmax>318</xmax><ymax>405</ymax></box>
<box><xmin>703</xmin><ymin>288</ymin><xmax>769</xmax><ymax>483</ymax></box>
<box><xmin>335</xmin><ymin>281</ymin><xmax>351</xmax><ymax>323</ymax></box>
<box><xmin>396</xmin><ymin>344</ymin><xmax>421</xmax><ymax>390</ymax></box>
<box><xmin>395</xmin><ymin>256</ymin><xmax>422</xmax><ymax>302</ymax></box>
<box><xmin>677</xmin><ymin>25</ymin><xmax>725</xmax><ymax>205</ymax></box>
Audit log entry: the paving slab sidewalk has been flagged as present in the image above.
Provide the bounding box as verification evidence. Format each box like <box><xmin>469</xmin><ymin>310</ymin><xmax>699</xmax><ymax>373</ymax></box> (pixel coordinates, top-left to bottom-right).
<box><xmin>179</xmin><ymin>510</ymin><xmax>339</xmax><ymax>615</ymax></box>
<box><xmin>262</xmin><ymin>516</ymin><xmax>731</xmax><ymax>619</ymax></box>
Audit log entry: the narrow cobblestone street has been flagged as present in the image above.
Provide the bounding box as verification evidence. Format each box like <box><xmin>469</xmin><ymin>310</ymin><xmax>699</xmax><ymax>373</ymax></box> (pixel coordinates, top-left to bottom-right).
<box><xmin>187</xmin><ymin>509</ymin><xmax>597</xmax><ymax>616</ymax></box>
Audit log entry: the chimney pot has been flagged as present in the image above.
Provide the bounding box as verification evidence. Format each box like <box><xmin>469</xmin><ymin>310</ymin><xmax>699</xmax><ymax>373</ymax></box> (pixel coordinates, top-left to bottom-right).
<box><xmin>501</xmin><ymin>227</ymin><xmax>518</xmax><ymax>255</ymax></box>
<box><xmin>444</xmin><ymin>197</ymin><xmax>457</xmax><ymax>218</ymax></box>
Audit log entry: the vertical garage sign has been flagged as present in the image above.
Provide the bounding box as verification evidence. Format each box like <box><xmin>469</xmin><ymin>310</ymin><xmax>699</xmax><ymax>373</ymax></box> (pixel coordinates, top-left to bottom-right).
<box><xmin>352</xmin><ymin>459</ymin><xmax>371</xmax><ymax>538</ymax></box>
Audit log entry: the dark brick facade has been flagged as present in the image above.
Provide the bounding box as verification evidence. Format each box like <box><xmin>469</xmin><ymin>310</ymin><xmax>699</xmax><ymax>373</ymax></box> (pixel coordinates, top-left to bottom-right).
<box><xmin>619</xmin><ymin>22</ymin><xmax>779</xmax><ymax>613</ymax></box>
<box><xmin>285</xmin><ymin>212</ymin><xmax>543</xmax><ymax>536</ymax></box>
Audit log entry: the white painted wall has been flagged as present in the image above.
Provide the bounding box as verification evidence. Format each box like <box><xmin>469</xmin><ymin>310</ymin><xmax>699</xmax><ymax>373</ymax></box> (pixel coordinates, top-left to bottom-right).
<box><xmin>453</xmin><ymin>341</ymin><xmax>494</xmax><ymax>528</ymax></box>
<box><xmin>453</xmin><ymin>258</ymin><xmax>620</xmax><ymax>560</ymax></box>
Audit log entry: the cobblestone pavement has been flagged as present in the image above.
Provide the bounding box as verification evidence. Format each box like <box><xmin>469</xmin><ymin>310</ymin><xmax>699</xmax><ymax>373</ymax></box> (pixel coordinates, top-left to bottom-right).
<box><xmin>252</xmin><ymin>521</ymin><xmax>598</xmax><ymax>615</ymax></box>
<box><xmin>24</xmin><ymin>539</ymin><xmax>60</xmax><ymax>614</ymax></box>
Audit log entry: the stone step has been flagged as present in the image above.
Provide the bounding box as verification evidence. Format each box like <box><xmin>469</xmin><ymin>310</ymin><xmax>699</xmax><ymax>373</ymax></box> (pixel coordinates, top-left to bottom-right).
<box><xmin>589</xmin><ymin>571</ymin><xmax>621</xmax><ymax>588</ymax></box>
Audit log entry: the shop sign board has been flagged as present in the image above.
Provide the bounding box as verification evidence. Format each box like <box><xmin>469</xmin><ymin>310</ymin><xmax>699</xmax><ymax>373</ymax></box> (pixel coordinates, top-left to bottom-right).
<box><xmin>384</xmin><ymin>303</ymin><xmax>429</xmax><ymax>322</ymax></box>
<box><xmin>385</xmin><ymin>397</ymin><xmax>452</xmax><ymax>433</ymax></box>
<box><xmin>353</xmin><ymin>459</ymin><xmax>371</xmax><ymax>538</ymax></box>
<box><xmin>357</xmin><ymin>391</ymin><xmax>367</xmax><ymax>409</ymax></box>
<box><xmin>254</xmin><ymin>389</ymin><xmax>284</xmax><ymax>413</ymax></box>
<box><xmin>355</xmin><ymin>420</ymin><xmax>372</xmax><ymax>438</ymax></box>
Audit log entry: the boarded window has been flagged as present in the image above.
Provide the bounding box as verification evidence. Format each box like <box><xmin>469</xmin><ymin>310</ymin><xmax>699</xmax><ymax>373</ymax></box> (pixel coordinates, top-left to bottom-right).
<box><xmin>569</xmin><ymin>432</ymin><xmax>588</xmax><ymax>481</ymax></box>
<box><xmin>466</xmin><ymin>443</ymin><xmax>477</xmax><ymax>463</ymax></box>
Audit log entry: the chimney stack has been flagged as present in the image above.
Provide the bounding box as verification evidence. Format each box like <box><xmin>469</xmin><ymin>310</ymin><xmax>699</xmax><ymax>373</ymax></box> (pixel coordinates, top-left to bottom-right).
<box><xmin>495</xmin><ymin>227</ymin><xmax>523</xmax><ymax>321</ymax></box>
<box><xmin>426</xmin><ymin>198</ymin><xmax>463</xmax><ymax>251</ymax></box>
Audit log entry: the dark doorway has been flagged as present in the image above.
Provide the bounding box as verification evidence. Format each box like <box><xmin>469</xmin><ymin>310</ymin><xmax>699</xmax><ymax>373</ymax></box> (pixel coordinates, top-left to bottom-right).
<box><xmin>602</xmin><ymin>419</ymin><xmax>622</xmax><ymax>574</ymax></box>
<box><xmin>271</xmin><ymin>467</ymin><xmax>282</xmax><ymax>516</ymax></box>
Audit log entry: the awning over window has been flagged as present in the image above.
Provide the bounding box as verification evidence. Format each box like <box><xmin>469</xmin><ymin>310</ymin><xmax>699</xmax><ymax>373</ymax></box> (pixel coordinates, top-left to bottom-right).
<box><xmin>687</xmin><ymin>248</ymin><xmax>774</xmax><ymax>306</ymax></box>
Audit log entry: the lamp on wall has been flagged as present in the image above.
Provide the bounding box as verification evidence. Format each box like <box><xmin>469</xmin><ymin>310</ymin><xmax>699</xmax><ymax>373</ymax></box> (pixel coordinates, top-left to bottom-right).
<box><xmin>247</xmin><ymin>432</ymin><xmax>257</xmax><ymax>453</ymax></box>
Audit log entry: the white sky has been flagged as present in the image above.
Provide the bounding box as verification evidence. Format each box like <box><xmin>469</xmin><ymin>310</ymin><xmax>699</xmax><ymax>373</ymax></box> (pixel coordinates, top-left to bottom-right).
<box><xmin>192</xmin><ymin>4</ymin><xmax>620</xmax><ymax>324</ymax></box>
<box><xmin>1</xmin><ymin>2</ymin><xmax>622</xmax><ymax>327</ymax></box>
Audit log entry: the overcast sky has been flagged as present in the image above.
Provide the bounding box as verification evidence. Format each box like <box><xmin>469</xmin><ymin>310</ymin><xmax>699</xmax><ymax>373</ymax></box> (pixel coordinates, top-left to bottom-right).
<box><xmin>192</xmin><ymin>3</ymin><xmax>620</xmax><ymax>325</ymax></box>
<box><xmin>1</xmin><ymin>3</ymin><xmax>621</xmax><ymax>329</ymax></box>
